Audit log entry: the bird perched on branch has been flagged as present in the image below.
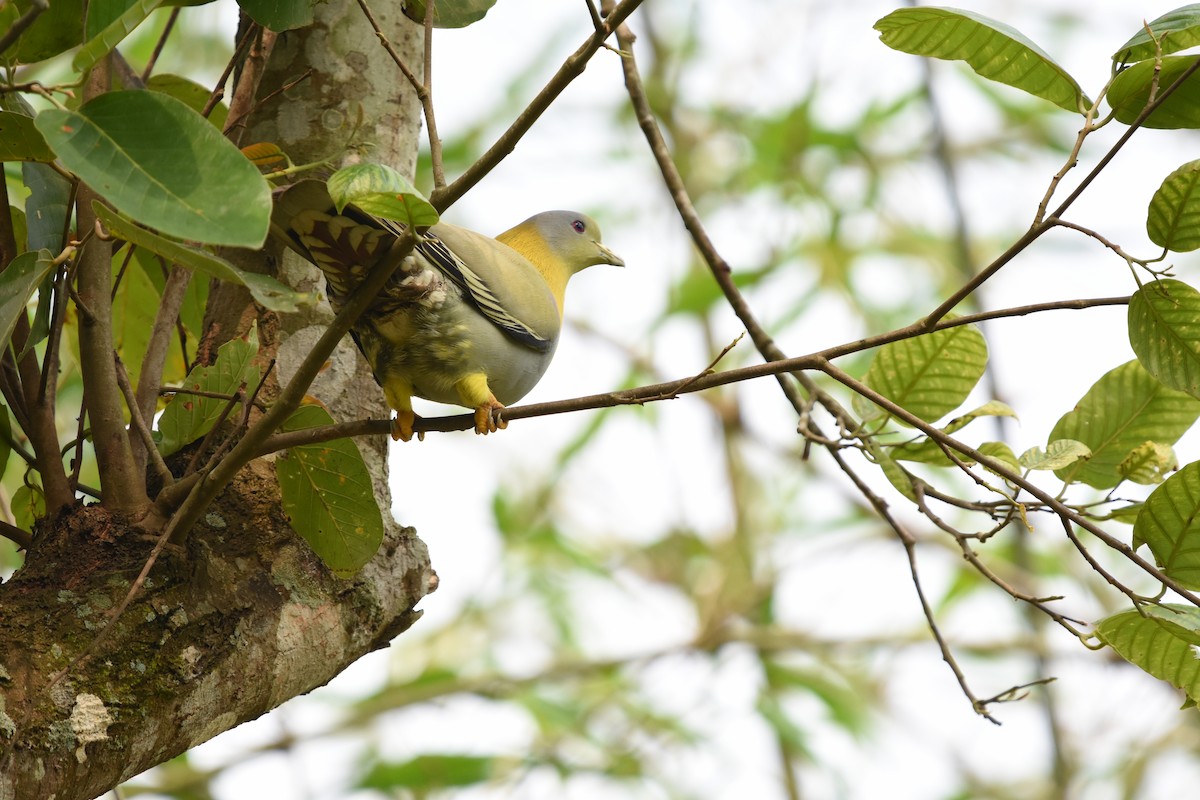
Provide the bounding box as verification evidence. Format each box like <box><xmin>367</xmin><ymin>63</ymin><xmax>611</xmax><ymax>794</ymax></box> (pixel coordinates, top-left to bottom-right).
<box><xmin>273</xmin><ymin>180</ymin><xmax>624</xmax><ymax>441</ymax></box>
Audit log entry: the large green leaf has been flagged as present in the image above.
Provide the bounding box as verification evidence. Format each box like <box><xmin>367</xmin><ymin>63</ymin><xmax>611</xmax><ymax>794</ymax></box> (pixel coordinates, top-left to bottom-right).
<box><xmin>0</xmin><ymin>112</ymin><xmax>54</xmax><ymax>162</ymax></box>
<box><xmin>1109</xmin><ymin>55</ymin><xmax>1200</xmax><ymax>129</ymax></box>
<box><xmin>1114</xmin><ymin>5</ymin><xmax>1200</xmax><ymax>63</ymax></box>
<box><xmin>95</xmin><ymin>203</ymin><xmax>311</xmax><ymax>313</ymax></box>
<box><xmin>1051</xmin><ymin>360</ymin><xmax>1200</xmax><ymax>488</ymax></box>
<box><xmin>1134</xmin><ymin>462</ymin><xmax>1200</xmax><ymax>587</ymax></box>
<box><xmin>35</xmin><ymin>92</ymin><xmax>271</xmax><ymax>247</ymax></box>
<box><xmin>0</xmin><ymin>250</ymin><xmax>55</xmax><ymax>351</ymax></box>
<box><xmin>861</xmin><ymin>322</ymin><xmax>988</xmax><ymax>424</ymax></box>
<box><xmin>874</xmin><ymin>7</ymin><xmax>1086</xmax><ymax>113</ymax></box>
<box><xmin>277</xmin><ymin>405</ymin><xmax>384</xmax><ymax>577</ymax></box>
<box><xmin>1147</xmin><ymin>161</ymin><xmax>1200</xmax><ymax>251</ymax></box>
<box><xmin>1096</xmin><ymin>605</ymin><xmax>1200</xmax><ymax>704</ymax></box>
<box><xmin>237</xmin><ymin>0</ymin><xmax>314</xmax><ymax>31</ymax></box>
<box><xmin>328</xmin><ymin>164</ymin><xmax>439</xmax><ymax>228</ymax></box>
<box><xmin>75</xmin><ymin>0</ymin><xmax>164</xmax><ymax>73</ymax></box>
<box><xmin>1129</xmin><ymin>279</ymin><xmax>1200</xmax><ymax>397</ymax></box>
<box><xmin>156</xmin><ymin>332</ymin><xmax>260</xmax><ymax>456</ymax></box>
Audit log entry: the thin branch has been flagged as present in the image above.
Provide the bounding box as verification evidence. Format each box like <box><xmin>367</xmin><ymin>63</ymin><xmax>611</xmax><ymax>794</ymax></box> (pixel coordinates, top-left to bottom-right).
<box><xmin>223</xmin><ymin>26</ymin><xmax>277</xmax><ymax>143</ymax></box>
<box><xmin>141</xmin><ymin>7</ymin><xmax>181</xmax><ymax>82</ymax></box>
<box><xmin>202</xmin><ymin>22</ymin><xmax>259</xmax><ymax>120</ymax></box>
<box><xmin>114</xmin><ymin>356</ymin><xmax>174</xmax><ymax>489</ymax></box>
<box><xmin>0</xmin><ymin>519</ymin><xmax>32</xmax><ymax>550</ymax></box>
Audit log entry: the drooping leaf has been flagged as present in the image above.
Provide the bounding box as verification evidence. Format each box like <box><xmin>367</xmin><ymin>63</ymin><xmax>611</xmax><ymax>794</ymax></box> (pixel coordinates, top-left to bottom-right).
<box><xmin>0</xmin><ymin>250</ymin><xmax>56</xmax><ymax>352</ymax></box>
<box><xmin>276</xmin><ymin>405</ymin><xmax>384</xmax><ymax>577</ymax></box>
<box><xmin>94</xmin><ymin>203</ymin><xmax>311</xmax><ymax>313</ymax></box>
<box><xmin>1129</xmin><ymin>279</ymin><xmax>1200</xmax><ymax>396</ymax></box>
<box><xmin>864</xmin><ymin>437</ymin><xmax>917</xmax><ymax>500</ymax></box>
<box><xmin>1109</xmin><ymin>55</ymin><xmax>1200</xmax><ymax>129</ymax></box>
<box><xmin>237</xmin><ymin>0</ymin><xmax>315</xmax><ymax>32</ymax></box>
<box><xmin>35</xmin><ymin>91</ymin><xmax>271</xmax><ymax>247</ymax></box>
<box><xmin>1051</xmin><ymin>360</ymin><xmax>1200</xmax><ymax>488</ymax></box>
<box><xmin>327</xmin><ymin>164</ymin><xmax>439</xmax><ymax>228</ymax></box>
<box><xmin>75</xmin><ymin>0</ymin><xmax>161</xmax><ymax>72</ymax></box>
<box><xmin>146</xmin><ymin>74</ymin><xmax>229</xmax><ymax>130</ymax></box>
<box><xmin>1096</xmin><ymin>605</ymin><xmax>1200</xmax><ymax>704</ymax></box>
<box><xmin>874</xmin><ymin>7</ymin><xmax>1087</xmax><ymax>113</ymax></box>
<box><xmin>1019</xmin><ymin>440</ymin><xmax>1091</xmax><ymax>471</ymax></box>
<box><xmin>156</xmin><ymin>331</ymin><xmax>260</xmax><ymax>456</ymax></box>
<box><xmin>1147</xmin><ymin>163</ymin><xmax>1200</xmax><ymax>252</ymax></box>
<box><xmin>1114</xmin><ymin>5</ymin><xmax>1200</xmax><ymax>63</ymax></box>
<box><xmin>861</xmin><ymin>321</ymin><xmax>988</xmax><ymax>424</ymax></box>
<box><xmin>1134</xmin><ymin>461</ymin><xmax>1200</xmax><ymax>587</ymax></box>
<box><xmin>11</xmin><ymin>483</ymin><xmax>45</xmax><ymax>531</ymax></box>
<box><xmin>402</xmin><ymin>0</ymin><xmax>496</xmax><ymax>28</ymax></box>
<box><xmin>22</xmin><ymin>161</ymin><xmax>73</xmax><ymax>253</ymax></box>
<box><xmin>0</xmin><ymin>112</ymin><xmax>55</xmax><ymax>162</ymax></box>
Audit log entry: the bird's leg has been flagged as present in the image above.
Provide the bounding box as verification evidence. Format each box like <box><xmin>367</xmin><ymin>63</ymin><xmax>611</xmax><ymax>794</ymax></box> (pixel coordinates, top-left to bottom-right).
<box><xmin>456</xmin><ymin>373</ymin><xmax>507</xmax><ymax>435</ymax></box>
<box><xmin>383</xmin><ymin>382</ymin><xmax>422</xmax><ymax>442</ymax></box>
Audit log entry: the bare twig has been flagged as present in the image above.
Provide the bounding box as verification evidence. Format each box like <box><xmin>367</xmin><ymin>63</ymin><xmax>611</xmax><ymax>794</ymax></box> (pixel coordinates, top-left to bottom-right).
<box><xmin>131</xmin><ymin>264</ymin><xmax>193</xmax><ymax>478</ymax></box>
<box><xmin>141</xmin><ymin>7</ymin><xmax>181</xmax><ymax>82</ymax></box>
<box><xmin>114</xmin><ymin>356</ymin><xmax>174</xmax><ymax>489</ymax></box>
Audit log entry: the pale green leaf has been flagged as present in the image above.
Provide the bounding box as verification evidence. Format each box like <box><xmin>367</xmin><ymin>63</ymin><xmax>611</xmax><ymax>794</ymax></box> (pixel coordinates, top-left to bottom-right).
<box><xmin>327</xmin><ymin>164</ymin><xmax>439</xmax><ymax>228</ymax></box>
<box><xmin>864</xmin><ymin>438</ymin><xmax>917</xmax><ymax>500</ymax></box>
<box><xmin>862</xmin><ymin>322</ymin><xmax>988</xmax><ymax>424</ymax></box>
<box><xmin>874</xmin><ymin>7</ymin><xmax>1086</xmax><ymax>113</ymax></box>
<box><xmin>1114</xmin><ymin>5</ymin><xmax>1200</xmax><ymax>63</ymax></box>
<box><xmin>156</xmin><ymin>331</ymin><xmax>260</xmax><ymax>456</ymax></box>
<box><xmin>1109</xmin><ymin>55</ymin><xmax>1200</xmax><ymax>129</ymax></box>
<box><xmin>359</xmin><ymin>754</ymin><xmax>495</xmax><ymax>790</ymax></box>
<box><xmin>1096</xmin><ymin>605</ymin><xmax>1200</xmax><ymax>703</ymax></box>
<box><xmin>277</xmin><ymin>405</ymin><xmax>384</xmax><ymax>576</ymax></box>
<box><xmin>35</xmin><ymin>92</ymin><xmax>271</xmax><ymax>247</ymax></box>
<box><xmin>74</xmin><ymin>0</ymin><xmax>162</xmax><ymax>73</ymax></box>
<box><xmin>1119</xmin><ymin>441</ymin><xmax>1178</xmax><ymax>485</ymax></box>
<box><xmin>1051</xmin><ymin>360</ymin><xmax>1200</xmax><ymax>488</ymax></box>
<box><xmin>11</xmin><ymin>484</ymin><xmax>45</xmax><ymax>531</ymax></box>
<box><xmin>1147</xmin><ymin>164</ymin><xmax>1200</xmax><ymax>252</ymax></box>
<box><xmin>1134</xmin><ymin>461</ymin><xmax>1200</xmax><ymax>587</ymax></box>
<box><xmin>977</xmin><ymin>440</ymin><xmax>1021</xmax><ymax>474</ymax></box>
<box><xmin>1129</xmin><ymin>279</ymin><xmax>1200</xmax><ymax>397</ymax></box>
<box><xmin>1019</xmin><ymin>439</ymin><xmax>1091</xmax><ymax>470</ymax></box>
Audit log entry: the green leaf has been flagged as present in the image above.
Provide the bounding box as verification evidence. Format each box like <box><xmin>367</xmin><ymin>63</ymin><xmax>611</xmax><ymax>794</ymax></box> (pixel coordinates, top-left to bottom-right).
<box><xmin>276</xmin><ymin>405</ymin><xmax>384</xmax><ymax>577</ymax></box>
<box><xmin>156</xmin><ymin>331</ymin><xmax>260</xmax><ymax>456</ymax></box>
<box><xmin>1129</xmin><ymin>279</ymin><xmax>1200</xmax><ymax>397</ymax></box>
<box><xmin>1109</xmin><ymin>55</ymin><xmax>1200</xmax><ymax>129</ymax></box>
<box><xmin>1051</xmin><ymin>360</ymin><xmax>1200</xmax><ymax>488</ymax></box>
<box><xmin>237</xmin><ymin>0</ymin><xmax>314</xmax><ymax>31</ymax></box>
<box><xmin>35</xmin><ymin>91</ymin><xmax>271</xmax><ymax>248</ymax></box>
<box><xmin>3</xmin><ymin>0</ymin><xmax>84</xmax><ymax>63</ymax></box>
<box><xmin>1114</xmin><ymin>5</ymin><xmax>1200</xmax><ymax>63</ymax></box>
<box><xmin>0</xmin><ymin>250</ymin><xmax>56</xmax><ymax>352</ymax></box>
<box><xmin>359</xmin><ymin>754</ymin><xmax>495</xmax><ymax>790</ymax></box>
<box><xmin>402</xmin><ymin>0</ymin><xmax>495</xmax><ymax>28</ymax></box>
<box><xmin>873</xmin><ymin>7</ymin><xmax>1086</xmax><ymax>113</ymax></box>
<box><xmin>1096</xmin><ymin>605</ymin><xmax>1200</xmax><ymax>703</ymax></box>
<box><xmin>11</xmin><ymin>483</ymin><xmax>45</xmax><ymax>531</ymax></box>
<box><xmin>146</xmin><ymin>74</ymin><xmax>229</xmax><ymax>130</ymax></box>
<box><xmin>977</xmin><ymin>440</ymin><xmax>1021</xmax><ymax>474</ymax></box>
<box><xmin>1119</xmin><ymin>441</ymin><xmax>1178</xmax><ymax>485</ymax></box>
<box><xmin>22</xmin><ymin>161</ymin><xmax>73</xmax><ymax>253</ymax></box>
<box><xmin>942</xmin><ymin>400</ymin><xmax>1018</xmax><ymax>434</ymax></box>
<box><xmin>1134</xmin><ymin>461</ymin><xmax>1200</xmax><ymax>587</ymax></box>
<box><xmin>110</xmin><ymin>251</ymin><xmax>160</xmax><ymax>392</ymax></box>
<box><xmin>1107</xmin><ymin>502</ymin><xmax>1144</xmax><ymax>526</ymax></box>
<box><xmin>861</xmin><ymin>322</ymin><xmax>988</xmax><ymax>424</ymax></box>
<box><xmin>0</xmin><ymin>112</ymin><xmax>55</xmax><ymax>162</ymax></box>
<box><xmin>1147</xmin><ymin>163</ymin><xmax>1200</xmax><ymax>252</ymax></box>
<box><xmin>94</xmin><ymin>203</ymin><xmax>311</xmax><ymax>313</ymax></box>
<box><xmin>75</xmin><ymin>0</ymin><xmax>165</xmax><ymax>73</ymax></box>
<box><xmin>864</xmin><ymin>437</ymin><xmax>917</xmax><ymax>500</ymax></box>
<box><xmin>327</xmin><ymin>164</ymin><xmax>439</xmax><ymax>228</ymax></box>
<box><xmin>1019</xmin><ymin>439</ymin><xmax>1091</xmax><ymax>471</ymax></box>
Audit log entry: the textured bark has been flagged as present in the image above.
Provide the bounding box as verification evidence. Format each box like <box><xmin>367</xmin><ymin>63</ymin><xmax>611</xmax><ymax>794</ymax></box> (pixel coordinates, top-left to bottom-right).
<box><xmin>0</xmin><ymin>4</ymin><xmax>431</xmax><ymax>799</ymax></box>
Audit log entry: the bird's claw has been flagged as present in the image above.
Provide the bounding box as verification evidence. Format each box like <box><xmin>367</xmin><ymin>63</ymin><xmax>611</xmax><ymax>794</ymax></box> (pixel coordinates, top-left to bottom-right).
<box><xmin>473</xmin><ymin>402</ymin><xmax>507</xmax><ymax>435</ymax></box>
<box><xmin>391</xmin><ymin>410</ymin><xmax>423</xmax><ymax>442</ymax></box>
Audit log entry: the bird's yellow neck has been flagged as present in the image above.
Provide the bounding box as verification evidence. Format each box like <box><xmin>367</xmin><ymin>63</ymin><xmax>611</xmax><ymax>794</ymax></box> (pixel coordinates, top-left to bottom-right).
<box><xmin>496</xmin><ymin>225</ymin><xmax>571</xmax><ymax>318</ymax></box>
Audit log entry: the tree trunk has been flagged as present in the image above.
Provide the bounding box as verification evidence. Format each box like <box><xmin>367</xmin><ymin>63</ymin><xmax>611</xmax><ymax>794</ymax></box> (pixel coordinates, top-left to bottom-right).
<box><xmin>0</xmin><ymin>5</ymin><xmax>432</xmax><ymax>799</ymax></box>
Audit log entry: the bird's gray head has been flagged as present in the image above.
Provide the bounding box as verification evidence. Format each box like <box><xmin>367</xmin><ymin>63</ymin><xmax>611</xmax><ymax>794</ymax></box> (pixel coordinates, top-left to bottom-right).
<box><xmin>529</xmin><ymin>210</ymin><xmax>625</xmax><ymax>273</ymax></box>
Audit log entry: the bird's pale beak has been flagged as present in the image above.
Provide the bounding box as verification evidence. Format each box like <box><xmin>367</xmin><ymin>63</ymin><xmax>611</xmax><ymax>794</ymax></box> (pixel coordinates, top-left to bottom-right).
<box><xmin>595</xmin><ymin>241</ymin><xmax>625</xmax><ymax>267</ymax></box>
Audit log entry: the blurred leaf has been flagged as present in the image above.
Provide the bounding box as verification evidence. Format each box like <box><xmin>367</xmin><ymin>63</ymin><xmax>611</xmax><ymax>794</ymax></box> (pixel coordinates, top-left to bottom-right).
<box><xmin>1109</xmin><ymin>55</ymin><xmax>1200</xmax><ymax>129</ymax></box>
<box><xmin>1134</xmin><ymin>461</ymin><xmax>1200</xmax><ymax>587</ymax></box>
<box><xmin>1129</xmin><ymin>279</ymin><xmax>1200</xmax><ymax>402</ymax></box>
<box><xmin>864</xmin><ymin>437</ymin><xmax>917</xmax><ymax>500</ymax></box>
<box><xmin>156</xmin><ymin>331</ymin><xmax>260</xmax><ymax>456</ymax></box>
<box><xmin>978</xmin><ymin>440</ymin><xmax>1021</xmax><ymax>474</ymax></box>
<box><xmin>0</xmin><ymin>112</ymin><xmax>55</xmax><ymax>162</ymax></box>
<box><xmin>403</xmin><ymin>0</ymin><xmax>496</xmax><ymax>28</ymax></box>
<box><xmin>1107</xmin><ymin>502</ymin><xmax>1144</xmax><ymax>527</ymax></box>
<box><xmin>110</xmin><ymin>250</ymin><xmax>160</xmax><ymax>393</ymax></box>
<box><xmin>359</xmin><ymin>754</ymin><xmax>495</xmax><ymax>790</ymax></box>
<box><xmin>11</xmin><ymin>482</ymin><xmax>44</xmax><ymax>531</ymax></box>
<box><xmin>763</xmin><ymin>660</ymin><xmax>869</xmax><ymax>736</ymax></box>
<box><xmin>1051</xmin><ymin>360</ymin><xmax>1200</xmax><ymax>488</ymax></box>
<box><xmin>1118</xmin><ymin>441</ymin><xmax>1177</xmax><ymax>485</ymax></box>
<box><xmin>3</xmin><ymin>0</ymin><xmax>84</xmax><ymax>63</ymax></box>
<box><xmin>1147</xmin><ymin>164</ymin><xmax>1200</xmax><ymax>252</ymax></box>
<box><xmin>861</xmin><ymin>322</ymin><xmax>988</xmax><ymax>424</ymax></box>
<box><xmin>237</xmin><ymin>0</ymin><xmax>314</xmax><ymax>32</ymax></box>
<box><xmin>146</xmin><ymin>74</ymin><xmax>229</xmax><ymax>130</ymax></box>
<box><xmin>874</xmin><ymin>7</ymin><xmax>1086</xmax><ymax>113</ymax></box>
<box><xmin>327</xmin><ymin>164</ymin><xmax>439</xmax><ymax>228</ymax></box>
<box><xmin>75</xmin><ymin>0</ymin><xmax>162</xmax><ymax>72</ymax></box>
<box><xmin>0</xmin><ymin>403</ymin><xmax>10</xmax><ymax>484</ymax></box>
<box><xmin>0</xmin><ymin>250</ymin><xmax>56</xmax><ymax>352</ymax></box>
<box><xmin>36</xmin><ymin>92</ymin><xmax>271</xmax><ymax>247</ymax></box>
<box><xmin>1114</xmin><ymin>5</ymin><xmax>1200</xmax><ymax>62</ymax></box>
<box><xmin>1020</xmin><ymin>440</ymin><xmax>1090</xmax><ymax>470</ymax></box>
<box><xmin>277</xmin><ymin>404</ymin><xmax>383</xmax><ymax>577</ymax></box>
<box><xmin>95</xmin><ymin>203</ymin><xmax>311</xmax><ymax>312</ymax></box>
<box><xmin>1096</xmin><ymin>605</ymin><xmax>1200</xmax><ymax>704</ymax></box>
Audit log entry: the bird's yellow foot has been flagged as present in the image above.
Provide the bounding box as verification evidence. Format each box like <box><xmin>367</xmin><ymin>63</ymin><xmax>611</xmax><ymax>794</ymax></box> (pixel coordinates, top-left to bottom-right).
<box><xmin>473</xmin><ymin>400</ymin><xmax>508</xmax><ymax>435</ymax></box>
<box><xmin>391</xmin><ymin>409</ymin><xmax>423</xmax><ymax>442</ymax></box>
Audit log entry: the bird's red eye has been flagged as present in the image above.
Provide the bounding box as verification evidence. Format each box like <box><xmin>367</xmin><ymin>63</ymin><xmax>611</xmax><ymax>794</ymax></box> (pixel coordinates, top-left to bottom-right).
<box><xmin>571</xmin><ymin>219</ymin><xmax>586</xmax><ymax>233</ymax></box>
